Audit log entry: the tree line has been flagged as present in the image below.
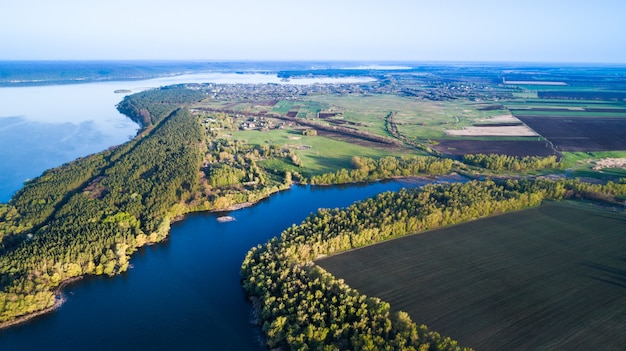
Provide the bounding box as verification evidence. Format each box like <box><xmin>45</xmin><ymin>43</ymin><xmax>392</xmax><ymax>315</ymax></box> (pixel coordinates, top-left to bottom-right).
<box><xmin>462</xmin><ymin>153</ymin><xmax>559</xmax><ymax>172</ymax></box>
<box><xmin>309</xmin><ymin>156</ymin><xmax>453</xmax><ymax>185</ymax></box>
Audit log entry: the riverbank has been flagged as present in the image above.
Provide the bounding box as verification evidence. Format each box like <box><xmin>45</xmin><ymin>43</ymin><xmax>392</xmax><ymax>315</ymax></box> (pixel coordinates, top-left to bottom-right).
<box><xmin>0</xmin><ymin>276</ymin><xmax>82</xmax><ymax>330</ymax></box>
<box><xmin>0</xmin><ymin>178</ymin><xmax>432</xmax><ymax>350</ymax></box>
<box><xmin>0</xmin><ymin>175</ymin><xmax>456</xmax><ymax>329</ymax></box>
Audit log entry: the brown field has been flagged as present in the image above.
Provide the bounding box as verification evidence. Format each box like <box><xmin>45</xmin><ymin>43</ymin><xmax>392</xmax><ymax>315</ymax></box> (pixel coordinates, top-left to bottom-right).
<box><xmin>318</xmin><ymin>202</ymin><xmax>626</xmax><ymax>351</ymax></box>
<box><xmin>515</xmin><ymin>115</ymin><xmax>626</xmax><ymax>151</ymax></box>
<box><xmin>431</xmin><ymin>139</ymin><xmax>558</xmax><ymax>158</ymax></box>
<box><xmin>257</xmin><ymin>100</ymin><xmax>278</xmax><ymax>106</ymax></box>
<box><xmin>286</xmin><ymin>111</ymin><xmax>298</xmax><ymax>118</ymax></box>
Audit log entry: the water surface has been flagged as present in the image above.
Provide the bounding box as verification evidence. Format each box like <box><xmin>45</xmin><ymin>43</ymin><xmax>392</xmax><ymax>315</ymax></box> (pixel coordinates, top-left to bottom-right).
<box><xmin>0</xmin><ymin>179</ymin><xmax>446</xmax><ymax>350</ymax></box>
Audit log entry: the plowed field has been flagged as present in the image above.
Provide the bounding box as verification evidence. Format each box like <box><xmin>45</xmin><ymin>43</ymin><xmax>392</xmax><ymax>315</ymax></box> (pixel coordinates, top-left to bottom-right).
<box><xmin>318</xmin><ymin>202</ymin><xmax>626</xmax><ymax>351</ymax></box>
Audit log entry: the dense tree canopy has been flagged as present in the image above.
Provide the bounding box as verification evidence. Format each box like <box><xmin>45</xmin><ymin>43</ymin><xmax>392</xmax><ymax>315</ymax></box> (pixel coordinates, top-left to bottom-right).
<box><xmin>462</xmin><ymin>154</ymin><xmax>559</xmax><ymax>172</ymax></box>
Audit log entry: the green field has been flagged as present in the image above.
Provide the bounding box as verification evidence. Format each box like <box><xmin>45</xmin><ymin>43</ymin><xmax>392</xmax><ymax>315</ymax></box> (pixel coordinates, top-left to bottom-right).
<box><xmin>227</xmin><ymin>129</ymin><xmax>414</xmax><ymax>176</ymax></box>
<box><xmin>308</xmin><ymin>94</ymin><xmax>508</xmax><ymax>140</ymax></box>
<box><xmin>318</xmin><ymin>201</ymin><xmax>626</xmax><ymax>350</ymax></box>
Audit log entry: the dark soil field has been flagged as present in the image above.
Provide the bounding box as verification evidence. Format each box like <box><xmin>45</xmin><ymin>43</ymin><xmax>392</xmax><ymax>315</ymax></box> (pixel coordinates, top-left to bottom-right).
<box><xmin>286</xmin><ymin>111</ymin><xmax>298</xmax><ymax>117</ymax></box>
<box><xmin>318</xmin><ymin>202</ymin><xmax>626</xmax><ymax>351</ymax></box>
<box><xmin>431</xmin><ymin>139</ymin><xmax>558</xmax><ymax>157</ymax></box>
<box><xmin>515</xmin><ymin>115</ymin><xmax>626</xmax><ymax>151</ymax></box>
<box><xmin>472</xmin><ymin>122</ymin><xmax>524</xmax><ymax>127</ymax></box>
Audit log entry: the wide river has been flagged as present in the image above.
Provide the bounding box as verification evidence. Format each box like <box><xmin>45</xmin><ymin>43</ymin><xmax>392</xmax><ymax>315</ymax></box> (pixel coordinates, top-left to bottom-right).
<box><xmin>0</xmin><ymin>179</ymin><xmax>454</xmax><ymax>350</ymax></box>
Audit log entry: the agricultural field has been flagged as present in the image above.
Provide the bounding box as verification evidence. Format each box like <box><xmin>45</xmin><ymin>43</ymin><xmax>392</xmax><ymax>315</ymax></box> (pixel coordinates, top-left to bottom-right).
<box><xmin>431</xmin><ymin>139</ymin><xmax>557</xmax><ymax>158</ymax></box>
<box><xmin>505</xmin><ymin>99</ymin><xmax>626</xmax><ymax>152</ymax></box>
<box><xmin>514</xmin><ymin>115</ymin><xmax>626</xmax><ymax>152</ymax></box>
<box><xmin>318</xmin><ymin>201</ymin><xmax>626</xmax><ymax>351</ymax></box>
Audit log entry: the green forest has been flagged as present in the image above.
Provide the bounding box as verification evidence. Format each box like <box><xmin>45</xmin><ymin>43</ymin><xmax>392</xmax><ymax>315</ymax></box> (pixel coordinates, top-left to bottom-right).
<box><xmin>462</xmin><ymin>154</ymin><xmax>559</xmax><ymax>172</ymax></box>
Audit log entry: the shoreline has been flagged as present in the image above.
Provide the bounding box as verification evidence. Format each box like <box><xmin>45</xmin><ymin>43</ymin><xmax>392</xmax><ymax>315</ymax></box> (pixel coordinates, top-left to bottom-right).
<box><xmin>0</xmin><ymin>276</ymin><xmax>82</xmax><ymax>330</ymax></box>
<box><xmin>0</xmin><ymin>174</ymin><xmax>463</xmax><ymax>330</ymax></box>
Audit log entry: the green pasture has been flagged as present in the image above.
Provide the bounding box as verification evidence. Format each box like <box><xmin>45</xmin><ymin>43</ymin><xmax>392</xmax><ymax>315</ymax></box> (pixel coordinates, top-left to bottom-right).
<box><xmin>307</xmin><ymin>94</ymin><xmax>509</xmax><ymax>140</ymax></box>
<box><xmin>560</xmin><ymin>151</ymin><xmax>626</xmax><ymax>180</ymax></box>
<box><xmin>270</xmin><ymin>100</ymin><xmax>327</xmax><ymax>117</ymax></box>
<box><xmin>227</xmin><ymin>128</ymin><xmax>415</xmax><ymax>176</ymax></box>
<box><xmin>560</xmin><ymin>151</ymin><xmax>626</xmax><ymax>168</ymax></box>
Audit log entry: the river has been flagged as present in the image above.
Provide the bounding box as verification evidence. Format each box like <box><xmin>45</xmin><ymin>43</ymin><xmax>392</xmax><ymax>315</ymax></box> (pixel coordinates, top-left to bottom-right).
<box><xmin>0</xmin><ymin>179</ymin><xmax>458</xmax><ymax>350</ymax></box>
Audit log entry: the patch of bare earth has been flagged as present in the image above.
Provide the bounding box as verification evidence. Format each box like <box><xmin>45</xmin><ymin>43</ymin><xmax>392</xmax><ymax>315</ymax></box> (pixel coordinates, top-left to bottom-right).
<box><xmin>477</xmin><ymin>114</ymin><xmax>522</xmax><ymax>123</ymax></box>
<box><xmin>593</xmin><ymin>158</ymin><xmax>626</xmax><ymax>170</ymax></box>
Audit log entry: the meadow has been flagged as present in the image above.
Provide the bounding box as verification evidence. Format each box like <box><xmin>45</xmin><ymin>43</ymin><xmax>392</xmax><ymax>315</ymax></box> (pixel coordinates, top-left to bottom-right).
<box><xmin>318</xmin><ymin>201</ymin><xmax>626</xmax><ymax>351</ymax></box>
<box><xmin>227</xmin><ymin>129</ymin><xmax>412</xmax><ymax>176</ymax></box>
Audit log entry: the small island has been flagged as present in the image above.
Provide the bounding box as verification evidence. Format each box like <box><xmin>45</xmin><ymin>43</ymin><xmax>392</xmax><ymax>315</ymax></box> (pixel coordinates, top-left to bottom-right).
<box><xmin>216</xmin><ymin>215</ymin><xmax>235</xmax><ymax>223</ymax></box>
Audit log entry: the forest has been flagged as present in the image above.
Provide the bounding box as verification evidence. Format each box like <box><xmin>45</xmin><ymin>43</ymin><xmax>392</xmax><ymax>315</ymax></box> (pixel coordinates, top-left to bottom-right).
<box><xmin>309</xmin><ymin>156</ymin><xmax>453</xmax><ymax>185</ymax></box>
<box><xmin>0</xmin><ymin>87</ymin><xmax>207</xmax><ymax>323</ymax></box>
<box><xmin>462</xmin><ymin>154</ymin><xmax>559</xmax><ymax>172</ymax></box>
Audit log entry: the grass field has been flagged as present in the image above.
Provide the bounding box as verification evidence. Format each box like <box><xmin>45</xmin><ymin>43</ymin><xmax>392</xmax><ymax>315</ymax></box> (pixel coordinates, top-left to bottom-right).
<box><xmin>226</xmin><ymin>129</ymin><xmax>414</xmax><ymax>176</ymax></box>
<box><xmin>318</xmin><ymin>201</ymin><xmax>626</xmax><ymax>351</ymax></box>
<box><xmin>307</xmin><ymin>94</ymin><xmax>506</xmax><ymax>140</ymax></box>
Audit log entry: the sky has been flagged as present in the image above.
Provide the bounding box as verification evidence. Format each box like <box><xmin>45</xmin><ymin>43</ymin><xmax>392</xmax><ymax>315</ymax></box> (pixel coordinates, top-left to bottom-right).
<box><xmin>2</xmin><ymin>0</ymin><xmax>625</xmax><ymax>63</ymax></box>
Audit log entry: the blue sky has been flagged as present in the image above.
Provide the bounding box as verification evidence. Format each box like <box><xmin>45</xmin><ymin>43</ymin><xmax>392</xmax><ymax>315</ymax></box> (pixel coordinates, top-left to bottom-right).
<box><xmin>2</xmin><ymin>0</ymin><xmax>625</xmax><ymax>63</ymax></box>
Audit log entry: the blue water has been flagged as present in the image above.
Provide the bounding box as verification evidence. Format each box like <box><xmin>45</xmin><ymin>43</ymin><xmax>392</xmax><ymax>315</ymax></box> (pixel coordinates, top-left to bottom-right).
<box><xmin>0</xmin><ymin>179</ymin><xmax>446</xmax><ymax>350</ymax></box>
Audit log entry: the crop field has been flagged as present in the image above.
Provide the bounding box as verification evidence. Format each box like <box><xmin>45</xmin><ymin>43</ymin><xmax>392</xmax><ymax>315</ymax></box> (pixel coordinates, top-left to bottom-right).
<box><xmin>318</xmin><ymin>201</ymin><xmax>626</xmax><ymax>351</ymax></box>
<box><xmin>514</xmin><ymin>115</ymin><xmax>626</xmax><ymax>152</ymax></box>
<box><xmin>431</xmin><ymin>139</ymin><xmax>557</xmax><ymax>158</ymax></box>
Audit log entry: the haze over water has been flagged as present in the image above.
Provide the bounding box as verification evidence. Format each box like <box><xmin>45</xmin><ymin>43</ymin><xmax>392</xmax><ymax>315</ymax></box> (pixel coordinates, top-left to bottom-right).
<box><xmin>0</xmin><ymin>70</ymin><xmax>372</xmax><ymax>202</ymax></box>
